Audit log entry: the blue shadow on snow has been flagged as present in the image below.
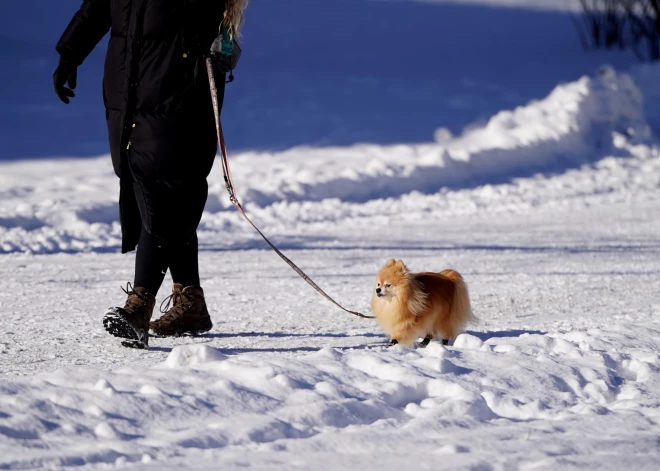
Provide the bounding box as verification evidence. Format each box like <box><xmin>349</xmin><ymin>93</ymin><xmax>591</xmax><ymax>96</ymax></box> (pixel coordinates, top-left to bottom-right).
<box><xmin>0</xmin><ymin>0</ymin><xmax>637</xmax><ymax>160</ymax></box>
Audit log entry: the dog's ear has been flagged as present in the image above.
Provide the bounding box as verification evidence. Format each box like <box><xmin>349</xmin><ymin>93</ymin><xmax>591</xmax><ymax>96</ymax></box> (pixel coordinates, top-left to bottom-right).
<box><xmin>395</xmin><ymin>259</ymin><xmax>408</xmax><ymax>273</ymax></box>
<box><xmin>385</xmin><ymin>259</ymin><xmax>396</xmax><ymax>267</ymax></box>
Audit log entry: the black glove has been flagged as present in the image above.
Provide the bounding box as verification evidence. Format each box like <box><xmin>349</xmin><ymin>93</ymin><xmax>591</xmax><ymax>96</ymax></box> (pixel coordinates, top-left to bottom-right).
<box><xmin>53</xmin><ymin>58</ymin><xmax>78</xmax><ymax>104</ymax></box>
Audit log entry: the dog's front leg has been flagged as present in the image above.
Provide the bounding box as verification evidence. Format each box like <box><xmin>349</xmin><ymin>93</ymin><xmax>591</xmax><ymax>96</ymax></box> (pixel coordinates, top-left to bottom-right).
<box><xmin>418</xmin><ymin>334</ymin><xmax>433</xmax><ymax>348</ymax></box>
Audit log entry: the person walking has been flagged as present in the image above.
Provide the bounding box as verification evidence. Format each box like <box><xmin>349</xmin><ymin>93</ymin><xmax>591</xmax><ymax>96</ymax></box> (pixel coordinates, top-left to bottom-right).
<box><xmin>53</xmin><ymin>0</ymin><xmax>248</xmax><ymax>348</ymax></box>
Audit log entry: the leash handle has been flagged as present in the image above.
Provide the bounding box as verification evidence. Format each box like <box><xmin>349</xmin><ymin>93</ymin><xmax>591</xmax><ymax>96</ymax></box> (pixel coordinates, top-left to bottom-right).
<box><xmin>206</xmin><ymin>59</ymin><xmax>374</xmax><ymax>320</ymax></box>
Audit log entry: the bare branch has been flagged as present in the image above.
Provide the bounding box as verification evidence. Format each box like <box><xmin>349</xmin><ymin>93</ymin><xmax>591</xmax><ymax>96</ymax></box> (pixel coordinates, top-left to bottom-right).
<box><xmin>574</xmin><ymin>0</ymin><xmax>660</xmax><ymax>61</ymax></box>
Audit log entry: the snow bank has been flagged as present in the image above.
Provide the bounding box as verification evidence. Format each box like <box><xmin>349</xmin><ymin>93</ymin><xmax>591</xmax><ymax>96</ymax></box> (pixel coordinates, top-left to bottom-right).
<box><xmin>631</xmin><ymin>63</ymin><xmax>660</xmax><ymax>137</ymax></box>
<box><xmin>0</xmin><ymin>66</ymin><xmax>657</xmax><ymax>254</ymax></box>
<box><xmin>1</xmin><ymin>324</ymin><xmax>659</xmax><ymax>469</ymax></box>
<box><xmin>232</xmin><ymin>66</ymin><xmax>650</xmax><ymax>206</ymax></box>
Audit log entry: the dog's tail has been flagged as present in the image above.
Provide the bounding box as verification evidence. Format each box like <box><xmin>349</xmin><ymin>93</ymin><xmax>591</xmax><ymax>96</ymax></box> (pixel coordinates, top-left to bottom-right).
<box><xmin>440</xmin><ymin>269</ymin><xmax>477</xmax><ymax>336</ymax></box>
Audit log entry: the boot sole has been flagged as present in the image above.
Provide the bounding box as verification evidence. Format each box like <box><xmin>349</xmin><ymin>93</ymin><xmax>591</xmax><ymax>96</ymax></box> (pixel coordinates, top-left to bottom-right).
<box><xmin>150</xmin><ymin>321</ymin><xmax>213</xmax><ymax>338</ymax></box>
<box><xmin>103</xmin><ymin>308</ymin><xmax>149</xmax><ymax>349</ymax></box>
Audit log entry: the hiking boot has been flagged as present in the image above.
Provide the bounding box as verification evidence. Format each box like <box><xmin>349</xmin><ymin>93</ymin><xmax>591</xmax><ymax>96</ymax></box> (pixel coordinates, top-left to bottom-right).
<box><xmin>103</xmin><ymin>283</ymin><xmax>156</xmax><ymax>349</ymax></box>
<box><xmin>150</xmin><ymin>284</ymin><xmax>213</xmax><ymax>337</ymax></box>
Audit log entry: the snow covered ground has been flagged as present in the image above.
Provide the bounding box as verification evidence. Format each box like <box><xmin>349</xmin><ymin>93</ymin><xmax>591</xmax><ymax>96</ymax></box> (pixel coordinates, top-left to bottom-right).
<box><xmin>1</xmin><ymin>65</ymin><xmax>657</xmax><ymax>254</ymax></box>
<box><xmin>3</xmin><ymin>0</ymin><xmax>660</xmax><ymax>467</ymax></box>
<box><xmin>2</xmin><ymin>56</ymin><xmax>660</xmax><ymax>468</ymax></box>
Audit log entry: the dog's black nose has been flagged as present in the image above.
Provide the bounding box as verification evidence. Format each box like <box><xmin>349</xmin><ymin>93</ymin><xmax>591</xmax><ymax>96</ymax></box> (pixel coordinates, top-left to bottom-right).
<box><xmin>376</xmin><ymin>288</ymin><xmax>382</xmax><ymax>294</ymax></box>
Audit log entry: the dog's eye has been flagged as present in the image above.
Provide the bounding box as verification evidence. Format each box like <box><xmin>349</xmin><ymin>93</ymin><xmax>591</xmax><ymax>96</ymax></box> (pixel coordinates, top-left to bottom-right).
<box><xmin>385</xmin><ymin>283</ymin><xmax>391</xmax><ymax>288</ymax></box>
<box><xmin>377</xmin><ymin>283</ymin><xmax>381</xmax><ymax>287</ymax></box>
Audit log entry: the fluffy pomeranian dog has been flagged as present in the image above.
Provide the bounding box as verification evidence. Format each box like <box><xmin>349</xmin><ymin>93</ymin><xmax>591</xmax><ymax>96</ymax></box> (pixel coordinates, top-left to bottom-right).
<box><xmin>371</xmin><ymin>259</ymin><xmax>475</xmax><ymax>347</ymax></box>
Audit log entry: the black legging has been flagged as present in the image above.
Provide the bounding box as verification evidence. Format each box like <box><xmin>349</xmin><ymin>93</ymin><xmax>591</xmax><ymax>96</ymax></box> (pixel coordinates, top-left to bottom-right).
<box><xmin>133</xmin><ymin>226</ymin><xmax>200</xmax><ymax>295</ymax></box>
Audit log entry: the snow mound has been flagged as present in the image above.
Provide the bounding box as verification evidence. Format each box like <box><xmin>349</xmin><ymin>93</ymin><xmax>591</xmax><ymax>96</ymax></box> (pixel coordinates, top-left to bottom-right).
<box><xmin>453</xmin><ymin>333</ymin><xmax>484</xmax><ymax>349</ymax></box>
<box><xmin>631</xmin><ymin>63</ymin><xmax>660</xmax><ymax>135</ymax></box>
<box><xmin>165</xmin><ymin>345</ymin><xmax>227</xmax><ymax>368</ymax></box>
<box><xmin>0</xmin><ymin>66</ymin><xmax>657</xmax><ymax>254</ymax></box>
<box><xmin>2</xmin><ymin>323</ymin><xmax>660</xmax><ymax>468</ymax></box>
<box><xmin>225</xmin><ymin>66</ymin><xmax>650</xmax><ymax>207</ymax></box>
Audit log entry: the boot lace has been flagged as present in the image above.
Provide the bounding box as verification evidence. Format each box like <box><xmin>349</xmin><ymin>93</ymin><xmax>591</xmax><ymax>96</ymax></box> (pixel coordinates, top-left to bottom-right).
<box><xmin>158</xmin><ymin>290</ymin><xmax>192</xmax><ymax>321</ymax></box>
<box><xmin>122</xmin><ymin>282</ymin><xmax>149</xmax><ymax>308</ymax></box>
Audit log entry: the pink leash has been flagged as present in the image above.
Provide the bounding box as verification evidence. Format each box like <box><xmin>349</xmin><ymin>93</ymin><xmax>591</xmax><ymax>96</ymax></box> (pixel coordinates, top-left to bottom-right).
<box><xmin>206</xmin><ymin>58</ymin><xmax>375</xmax><ymax>320</ymax></box>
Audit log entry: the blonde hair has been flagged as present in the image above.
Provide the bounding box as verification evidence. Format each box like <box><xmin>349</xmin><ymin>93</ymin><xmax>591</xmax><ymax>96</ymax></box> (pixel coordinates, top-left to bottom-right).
<box><xmin>223</xmin><ymin>0</ymin><xmax>249</xmax><ymax>38</ymax></box>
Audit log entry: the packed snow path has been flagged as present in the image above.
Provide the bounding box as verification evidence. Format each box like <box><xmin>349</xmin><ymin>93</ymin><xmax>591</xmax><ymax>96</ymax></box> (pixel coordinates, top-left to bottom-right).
<box><xmin>1</xmin><ymin>237</ymin><xmax>660</xmax><ymax>469</ymax></box>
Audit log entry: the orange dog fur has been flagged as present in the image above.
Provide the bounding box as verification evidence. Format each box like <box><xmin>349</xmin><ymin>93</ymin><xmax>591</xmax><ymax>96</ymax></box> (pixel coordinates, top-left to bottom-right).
<box><xmin>371</xmin><ymin>259</ymin><xmax>475</xmax><ymax>347</ymax></box>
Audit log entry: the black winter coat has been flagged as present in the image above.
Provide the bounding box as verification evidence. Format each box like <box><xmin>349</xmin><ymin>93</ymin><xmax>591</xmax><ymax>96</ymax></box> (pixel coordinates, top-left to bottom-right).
<box><xmin>57</xmin><ymin>0</ymin><xmax>226</xmax><ymax>253</ymax></box>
